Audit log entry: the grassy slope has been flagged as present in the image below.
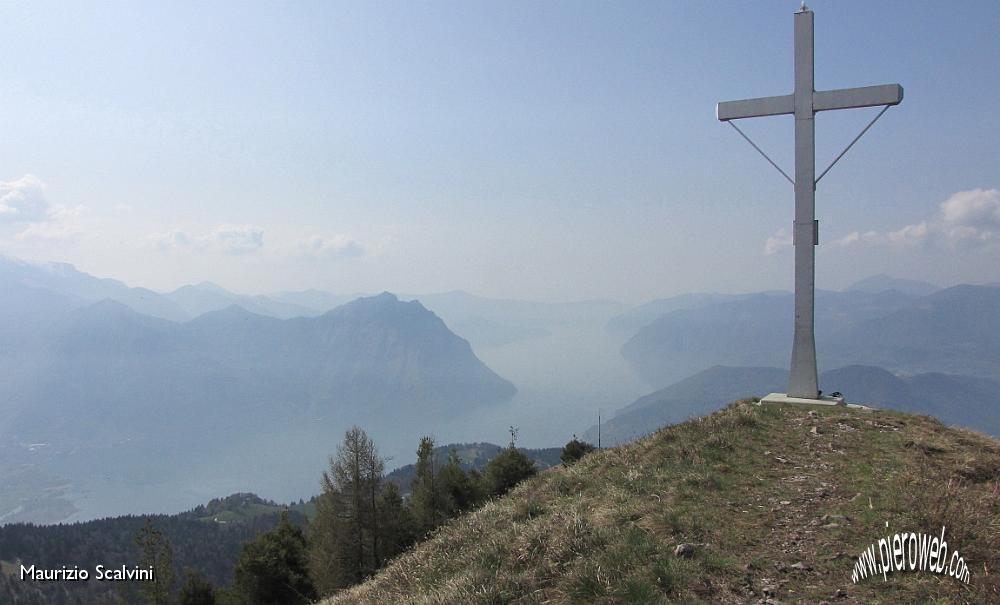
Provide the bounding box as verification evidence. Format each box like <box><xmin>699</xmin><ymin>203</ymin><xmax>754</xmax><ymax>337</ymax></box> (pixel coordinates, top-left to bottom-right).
<box><xmin>323</xmin><ymin>401</ymin><xmax>1000</xmax><ymax>604</ymax></box>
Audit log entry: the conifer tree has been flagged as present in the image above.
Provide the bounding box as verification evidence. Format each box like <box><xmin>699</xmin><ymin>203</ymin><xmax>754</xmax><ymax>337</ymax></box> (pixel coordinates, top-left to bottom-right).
<box><xmin>134</xmin><ymin>518</ymin><xmax>174</xmax><ymax>605</ymax></box>
<box><xmin>560</xmin><ymin>435</ymin><xmax>595</xmax><ymax>465</ymax></box>
<box><xmin>374</xmin><ymin>482</ymin><xmax>415</xmax><ymax>565</ymax></box>
<box><xmin>232</xmin><ymin>512</ymin><xmax>315</xmax><ymax>605</ymax></box>
<box><xmin>409</xmin><ymin>436</ymin><xmax>451</xmax><ymax>535</ymax></box>
<box><xmin>437</xmin><ymin>449</ymin><xmax>482</xmax><ymax>513</ymax></box>
<box><xmin>309</xmin><ymin>426</ymin><xmax>386</xmax><ymax>592</ymax></box>
<box><xmin>178</xmin><ymin>569</ymin><xmax>215</xmax><ymax>605</ymax></box>
<box><xmin>483</xmin><ymin>428</ymin><xmax>537</xmax><ymax>497</ymax></box>
<box><xmin>308</xmin><ymin>479</ymin><xmax>351</xmax><ymax>594</ymax></box>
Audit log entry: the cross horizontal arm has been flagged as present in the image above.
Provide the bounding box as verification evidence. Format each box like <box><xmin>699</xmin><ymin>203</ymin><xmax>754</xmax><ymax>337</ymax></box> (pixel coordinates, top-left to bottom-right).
<box><xmin>813</xmin><ymin>83</ymin><xmax>903</xmax><ymax>112</ymax></box>
<box><xmin>717</xmin><ymin>94</ymin><xmax>794</xmax><ymax>121</ymax></box>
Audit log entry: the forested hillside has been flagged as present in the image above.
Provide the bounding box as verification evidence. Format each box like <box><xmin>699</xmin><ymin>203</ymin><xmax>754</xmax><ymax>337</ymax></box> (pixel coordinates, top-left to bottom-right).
<box><xmin>0</xmin><ymin>494</ymin><xmax>308</xmax><ymax>605</ymax></box>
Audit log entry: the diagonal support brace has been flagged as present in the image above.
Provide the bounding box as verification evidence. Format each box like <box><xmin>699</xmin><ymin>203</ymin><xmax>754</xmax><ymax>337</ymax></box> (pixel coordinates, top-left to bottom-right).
<box><xmin>815</xmin><ymin>105</ymin><xmax>891</xmax><ymax>185</ymax></box>
<box><xmin>726</xmin><ymin>120</ymin><xmax>795</xmax><ymax>186</ymax></box>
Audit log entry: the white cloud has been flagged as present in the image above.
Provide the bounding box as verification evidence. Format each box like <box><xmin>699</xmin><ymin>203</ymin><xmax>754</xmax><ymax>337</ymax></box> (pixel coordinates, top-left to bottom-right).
<box><xmin>0</xmin><ymin>174</ymin><xmax>49</xmax><ymax>224</ymax></box>
<box><xmin>204</xmin><ymin>224</ymin><xmax>264</xmax><ymax>254</ymax></box>
<box><xmin>0</xmin><ymin>174</ymin><xmax>87</xmax><ymax>243</ymax></box>
<box><xmin>763</xmin><ymin>229</ymin><xmax>792</xmax><ymax>255</ymax></box>
<box><xmin>148</xmin><ymin>229</ymin><xmax>193</xmax><ymax>251</ymax></box>
<box><xmin>835</xmin><ymin>189</ymin><xmax>1000</xmax><ymax>250</ymax></box>
<box><xmin>294</xmin><ymin>234</ymin><xmax>365</xmax><ymax>259</ymax></box>
<box><xmin>148</xmin><ymin>224</ymin><xmax>264</xmax><ymax>255</ymax></box>
<box><xmin>14</xmin><ymin>205</ymin><xmax>88</xmax><ymax>242</ymax></box>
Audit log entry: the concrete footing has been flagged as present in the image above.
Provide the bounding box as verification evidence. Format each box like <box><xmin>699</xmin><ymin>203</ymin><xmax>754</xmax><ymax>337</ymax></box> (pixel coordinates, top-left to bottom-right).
<box><xmin>758</xmin><ymin>392</ymin><xmax>871</xmax><ymax>410</ymax></box>
<box><xmin>760</xmin><ymin>392</ymin><xmax>844</xmax><ymax>406</ymax></box>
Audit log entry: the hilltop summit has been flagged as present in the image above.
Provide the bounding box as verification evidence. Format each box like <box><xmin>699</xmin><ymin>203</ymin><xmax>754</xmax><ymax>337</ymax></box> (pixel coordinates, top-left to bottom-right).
<box><xmin>324</xmin><ymin>402</ymin><xmax>1000</xmax><ymax>604</ymax></box>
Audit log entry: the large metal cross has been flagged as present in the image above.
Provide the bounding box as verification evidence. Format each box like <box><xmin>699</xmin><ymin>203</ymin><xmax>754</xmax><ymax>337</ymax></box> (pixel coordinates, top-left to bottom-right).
<box><xmin>716</xmin><ymin>5</ymin><xmax>902</xmax><ymax>400</ymax></box>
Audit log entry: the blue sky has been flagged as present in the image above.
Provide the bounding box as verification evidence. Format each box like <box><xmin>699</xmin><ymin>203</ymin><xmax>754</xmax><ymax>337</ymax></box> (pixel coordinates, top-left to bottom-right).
<box><xmin>1</xmin><ymin>1</ymin><xmax>998</xmax><ymax>301</ymax></box>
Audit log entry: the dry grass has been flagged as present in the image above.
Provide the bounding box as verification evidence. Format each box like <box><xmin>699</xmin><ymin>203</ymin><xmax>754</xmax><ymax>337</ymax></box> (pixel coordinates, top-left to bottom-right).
<box><xmin>320</xmin><ymin>402</ymin><xmax>1000</xmax><ymax>604</ymax></box>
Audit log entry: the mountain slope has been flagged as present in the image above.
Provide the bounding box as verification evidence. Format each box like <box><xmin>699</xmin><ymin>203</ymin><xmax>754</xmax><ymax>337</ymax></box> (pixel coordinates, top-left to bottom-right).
<box><xmin>605</xmin><ymin>291</ymin><xmax>785</xmax><ymax>335</ymax></box>
<box><xmin>323</xmin><ymin>402</ymin><xmax>1000</xmax><ymax>604</ymax></box>
<box><xmin>830</xmin><ymin>285</ymin><xmax>1000</xmax><ymax>379</ymax></box>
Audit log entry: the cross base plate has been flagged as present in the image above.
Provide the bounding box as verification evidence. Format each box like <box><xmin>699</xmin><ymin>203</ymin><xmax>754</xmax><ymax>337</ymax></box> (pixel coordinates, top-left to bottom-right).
<box><xmin>760</xmin><ymin>392</ymin><xmax>845</xmax><ymax>406</ymax></box>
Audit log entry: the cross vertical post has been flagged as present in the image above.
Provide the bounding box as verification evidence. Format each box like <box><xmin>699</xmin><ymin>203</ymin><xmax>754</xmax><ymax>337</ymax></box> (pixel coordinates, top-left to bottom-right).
<box><xmin>716</xmin><ymin>5</ymin><xmax>902</xmax><ymax>404</ymax></box>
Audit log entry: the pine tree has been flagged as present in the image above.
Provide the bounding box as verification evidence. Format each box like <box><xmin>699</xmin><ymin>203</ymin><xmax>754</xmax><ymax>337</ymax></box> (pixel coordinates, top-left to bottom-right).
<box><xmin>560</xmin><ymin>435</ymin><xmax>595</xmax><ymax>465</ymax></box>
<box><xmin>308</xmin><ymin>426</ymin><xmax>386</xmax><ymax>593</ymax></box>
<box><xmin>374</xmin><ymin>482</ymin><xmax>415</xmax><ymax>565</ymax></box>
<box><xmin>177</xmin><ymin>569</ymin><xmax>215</xmax><ymax>605</ymax></box>
<box><xmin>409</xmin><ymin>436</ymin><xmax>452</xmax><ymax>535</ymax></box>
<box><xmin>483</xmin><ymin>430</ymin><xmax>537</xmax><ymax>497</ymax></box>
<box><xmin>437</xmin><ymin>449</ymin><xmax>482</xmax><ymax>513</ymax></box>
<box><xmin>308</xmin><ymin>480</ymin><xmax>351</xmax><ymax>594</ymax></box>
<box><xmin>232</xmin><ymin>512</ymin><xmax>316</xmax><ymax>605</ymax></box>
<box><xmin>134</xmin><ymin>518</ymin><xmax>174</xmax><ymax>605</ymax></box>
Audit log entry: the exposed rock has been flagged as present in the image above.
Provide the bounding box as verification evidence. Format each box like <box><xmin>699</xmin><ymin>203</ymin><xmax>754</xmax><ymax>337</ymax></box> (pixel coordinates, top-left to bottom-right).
<box><xmin>674</xmin><ymin>543</ymin><xmax>696</xmax><ymax>558</ymax></box>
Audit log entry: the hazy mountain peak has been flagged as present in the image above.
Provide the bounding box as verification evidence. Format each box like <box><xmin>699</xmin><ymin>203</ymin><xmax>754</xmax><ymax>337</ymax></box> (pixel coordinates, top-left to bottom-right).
<box><xmin>188</xmin><ymin>303</ymin><xmax>273</xmax><ymax>323</ymax></box>
<box><xmin>847</xmin><ymin>274</ymin><xmax>940</xmax><ymax>297</ymax></box>
<box><xmin>77</xmin><ymin>297</ymin><xmax>146</xmax><ymax>318</ymax></box>
<box><xmin>322</xmin><ymin>293</ymin><xmax>445</xmax><ymax>330</ymax></box>
<box><xmin>65</xmin><ymin>300</ymin><xmax>179</xmax><ymax>333</ymax></box>
<box><xmin>191</xmin><ymin>281</ymin><xmax>232</xmax><ymax>294</ymax></box>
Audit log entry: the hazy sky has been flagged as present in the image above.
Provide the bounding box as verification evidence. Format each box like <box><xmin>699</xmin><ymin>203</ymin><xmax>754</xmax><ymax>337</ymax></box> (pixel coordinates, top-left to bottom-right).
<box><xmin>1</xmin><ymin>1</ymin><xmax>998</xmax><ymax>302</ymax></box>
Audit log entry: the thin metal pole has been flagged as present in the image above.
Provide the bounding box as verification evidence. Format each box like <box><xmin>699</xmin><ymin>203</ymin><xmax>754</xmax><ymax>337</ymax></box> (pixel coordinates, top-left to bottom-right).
<box><xmin>815</xmin><ymin>105</ymin><xmax>891</xmax><ymax>184</ymax></box>
<box><xmin>727</xmin><ymin>120</ymin><xmax>795</xmax><ymax>186</ymax></box>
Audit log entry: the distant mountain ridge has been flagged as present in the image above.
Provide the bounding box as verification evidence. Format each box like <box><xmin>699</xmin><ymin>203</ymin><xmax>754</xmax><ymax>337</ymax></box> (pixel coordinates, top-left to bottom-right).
<box><xmin>166</xmin><ymin>282</ymin><xmax>320</xmax><ymax>319</ymax></box>
<box><xmin>621</xmin><ymin>284</ymin><xmax>1000</xmax><ymax>388</ymax></box>
<box><xmin>606</xmin><ymin>274</ymin><xmax>941</xmax><ymax>340</ymax></box>
<box><xmin>0</xmin><ymin>256</ymin><xmax>190</xmax><ymax>321</ymax></box>
<box><xmin>5</xmin><ymin>291</ymin><xmax>516</xmax><ymax>441</ymax></box>
<box><xmin>0</xmin><ymin>275</ymin><xmax>518</xmax><ymax>524</ymax></box>
<box><xmin>846</xmin><ymin>273</ymin><xmax>940</xmax><ymax>297</ymax></box>
<box><xmin>0</xmin><ymin>256</ymin><xmax>621</xmax><ymax>348</ymax></box>
<box><xmin>605</xmin><ymin>291</ymin><xmax>787</xmax><ymax>334</ymax></box>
